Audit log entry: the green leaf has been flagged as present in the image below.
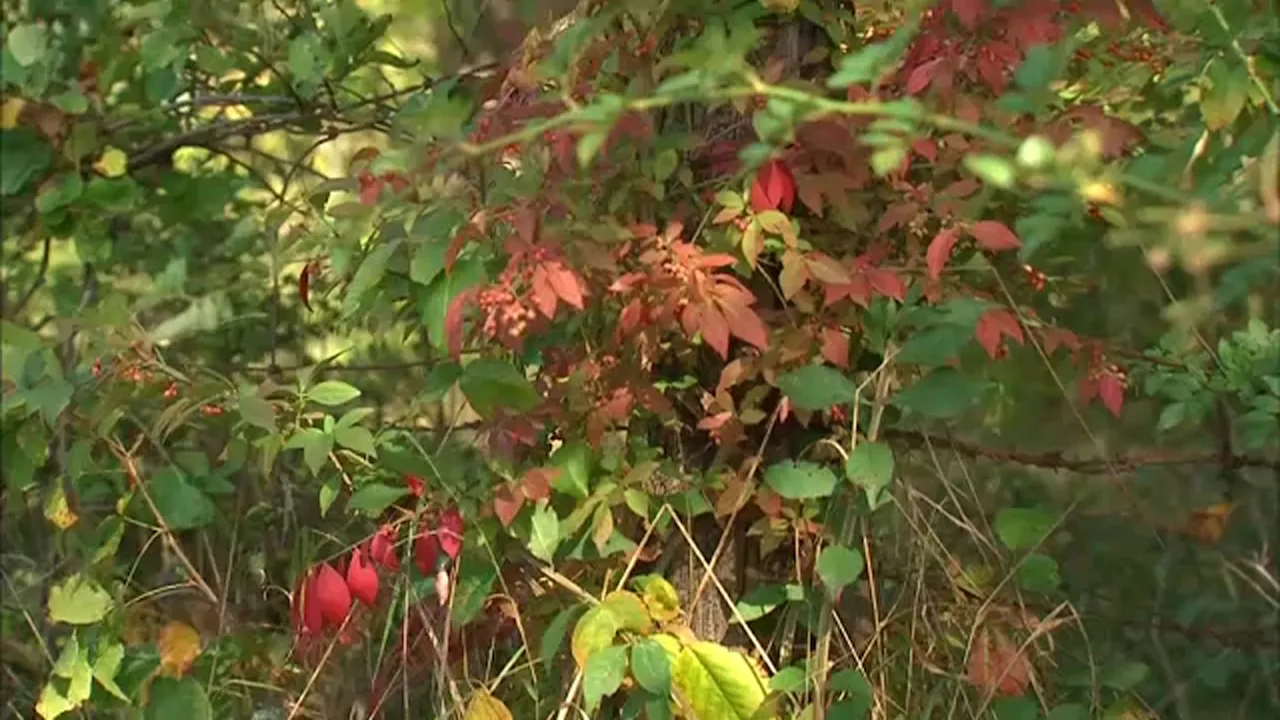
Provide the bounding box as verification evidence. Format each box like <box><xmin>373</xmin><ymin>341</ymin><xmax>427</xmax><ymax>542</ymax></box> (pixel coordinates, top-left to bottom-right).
<box><xmin>734</xmin><ymin>584</ymin><xmax>787</xmax><ymax>622</ymax></box>
<box><xmin>147</xmin><ymin>469</ymin><xmax>217</xmax><ymax>530</ymax></box>
<box><xmin>994</xmin><ymin>506</ymin><xmax>1057</xmax><ymax>551</ymax></box>
<box><xmin>318</xmin><ymin>476</ymin><xmax>340</xmax><ymax>517</ymax></box>
<box><xmin>991</xmin><ymin>697</ymin><xmax>1040</xmax><ymax>720</ymax></box>
<box><xmin>286</xmin><ymin>428</ymin><xmax>334</xmax><ymax>476</ymax></box>
<box><xmin>764</xmin><ymin>460</ymin><xmax>837</xmax><ymax>500</ymax></box>
<box><xmin>1100</xmin><ymin>660</ymin><xmax>1148</xmax><ymax>691</ymax></box>
<box><xmin>896</xmin><ymin>324</ymin><xmax>973</xmax><ymax>366</ymax></box>
<box><xmin>236</xmin><ymin>393</ymin><xmax>276</xmax><ymax>433</ymax></box>
<box><xmin>770</xmin><ymin>666</ymin><xmax>807</xmax><ymax>693</ymax></box>
<box><xmin>1</xmin><ymin>130</ymin><xmax>53</xmax><ymax>196</ymax></box>
<box><xmin>47</xmin><ymin>574</ymin><xmax>114</xmax><ymax>625</ymax></box>
<box><xmin>459</xmin><ymin>358</ymin><xmax>538</xmax><ymax>417</ymax></box>
<box><xmin>35</xmin><ymin>174</ymin><xmax>84</xmax><ymax>214</ymax></box>
<box><xmin>334</xmin><ymin>425</ymin><xmax>376</xmax><ymax>456</ymax></box>
<box><xmin>870</xmin><ymin>143</ymin><xmax>908</xmax><ymax>177</ymax></box>
<box><xmin>1201</xmin><ymin>61</ymin><xmax>1249</xmax><ymax>131</ymax></box>
<box><xmin>826</xmin><ymin>22</ymin><xmax>916</xmax><ymax>89</ymax></box>
<box><xmin>572</xmin><ymin>604</ymin><xmax>621</xmax><ymax>666</ymax></box>
<box><xmin>90</xmin><ymin>641</ymin><xmax>129</xmax><ymax>702</ymax></box>
<box><xmin>145</xmin><ymin>677</ymin><xmax>213</xmax><ymax>720</ymax></box>
<box><xmin>963</xmin><ymin>153</ymin><xmax>1017</xmax><ymax>189</ymax></box>
<box><xmin>287</xmin><ymin>35</ymin><xmax>322</xmax><ymax>89</ymax></box>
<box><xmin>347</xmin><ymin>482</ymin><xmax>409</xmax><ymax>516</ymax></box>
<box><xmin>776</xmin><ymin>364</ymin><xmax>857</xmax><ymax>411</ymax></box>
<box><xmin>307</xmin><ymin>380</ymin><xmax>361</xmax><ymax>406</ymax></box>
<box><xmin>816</xmin><ymin>544</ymin><xmax>865</xmax><ymax>596</ymax></box>
<box><xmin>582</xmin><ymin>645</ymin><xmax>629</xmax><ymax>712</ymax></box>
<box><xmin>529</xmin><ymin>503</ymin><xmax>561</xmax><ymax>562</ymax></box>
<box><xmin>7</xmin><ymin>24</ymin><xmax>48</xmax><ymax>66</ymax></box>
<box><xmin>672</xmin><ymin>641</ymin><xmax>767</xmax><ymax>720</ymax></box>
<box><xmin>342</xmin><ymin>241</ymin><xmax>399</xmax><ymax>316</ymax></box>
<box><xmin>1046</xmin><ymin>704</ymin><xmax>1090</xmax><ymax>720</ymax></box>
<box><xmin>892</xmin><ymin>368</ymin><xmax>986</xmax><ymax>419</ymax></box>
<box><xmin>540</xmin><ymin>604</ymin><xmax>584</xmax><ymax>666</ymax></box>
<box><xmin>631</xmin><ymin>639</ymin><xmax>673</xmax><ymax>694</ymax></box>
<box><xmin>550</xmin><ymin>440</ymin><xmax>592</xmax><ymax>499</ymax></box>
<box><xmin>844</xmin><ymin>441</ymin><xmax>894</xmax><ymax>508</ymax></box>
<box><xmin>1016</xmin><ymin>552</ymin><xmax>1061</xmax><ymax>593</ymax></box>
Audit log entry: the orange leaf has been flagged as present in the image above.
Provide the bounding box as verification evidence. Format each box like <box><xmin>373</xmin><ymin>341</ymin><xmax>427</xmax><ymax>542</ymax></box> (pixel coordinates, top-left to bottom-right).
<box><xmin>970</xmin><ymin>220</ymin><xmax>1022</xmax><ymax>252</ymax></box>
<box><xmin>699</xmin><ymin>303</ymin><xmax>731</xmax><ymax>359</ymax></box>
<box><xmin>721</xmin><ymin>301</ymin><xmax>769</xmax><ymax>351</ymax></box>
<box><xmin>493</xmin><ymin>485</ymin><xmax>524</xmax><ymax>527</ymax></box>
<box><xmin>547</xmin><ymin>264</ymin><xmax>585</xmax><ymax>309</ymax></box>
<box><xmin>967</xmin><ymin>626</ymin><xmax>1031</xmax><ymax>697</ymax></box>
<box><xmin>1180</xmin><ymin>503</ymin><xmax>1234</xmax><ymax>545</ymax></box>
<box><xmin>158</xmin><ymin>621</ymin><xmax>202</xmax><ymax>677</ymax></box>
<box><xmin>821</xmin><ymin>327</ymin><xmax>850</xmax><ymax>368</ymax></box>
<box><xmin>530</xmin><ymin>267</ymin><xmax>558</xmax><ymax>319</ymax></box>
<box><xmin>1098</xmin><ymin>372</ymin><xmax>1125</xmax><ymax>417</ymax></box>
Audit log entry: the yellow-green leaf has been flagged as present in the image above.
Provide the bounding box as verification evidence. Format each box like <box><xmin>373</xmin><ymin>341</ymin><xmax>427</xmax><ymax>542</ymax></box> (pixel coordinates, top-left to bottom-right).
<box><xmin>47</xmin><ymin>574</ymin><xmax>114</xmax><ymax>625</ymax></box>
<box><xmin>636</xmin><ymin>575</ymin><xmax>681</xmax><ymax>623</ymax></box>
<box><xmin>673</xmin><ymin>641</ymin><xmax>770</xmax><ymax>720</ymax></box>
<box><xmin>571</xmin><ymin>605</ymin><xmax>621</xmax><ymax>668</ymax></box>
<box><xmin>602</xmin><ymin>590</ymin><xmax>653</xmax><ymax>634</ymax></box>
<box><xmin>93</xmin><ymin>147</ymin><xmax>128</xmax><ymax>178</ymax></box>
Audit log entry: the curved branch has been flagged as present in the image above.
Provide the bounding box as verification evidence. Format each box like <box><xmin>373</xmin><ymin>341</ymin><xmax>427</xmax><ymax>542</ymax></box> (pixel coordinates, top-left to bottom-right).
<box><xmin>6</xmin><ymin>235</ymin><xmax>52</xmax><ymax>321</ymax></box>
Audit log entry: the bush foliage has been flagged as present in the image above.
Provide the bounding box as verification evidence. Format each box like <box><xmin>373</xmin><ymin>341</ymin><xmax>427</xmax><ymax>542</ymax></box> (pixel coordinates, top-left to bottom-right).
<box><xmin>2</xmin><ymin>0</ymin><xmax>1278</xmax><ymax>718</ymax></box>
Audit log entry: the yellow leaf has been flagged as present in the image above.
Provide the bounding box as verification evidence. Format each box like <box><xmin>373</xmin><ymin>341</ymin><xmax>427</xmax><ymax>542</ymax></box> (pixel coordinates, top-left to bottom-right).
<box><xmin>462</xmin><ymin>689</ymin><xmax>514</xmax><ymax>720</ymax></box>
<box><xmin>44</xmin><ymin>485</ymin><xmax>79</xmax><ymax>530</ymax></box>
<box><xmin>157</xmin><ymin>621</ymin><xmax>202</xmax><ymax>677</ymax></box>
<box><xmin>673</xmin><ymin>641</ymin><xmax>770</xmax><ymax>720</ymax></box>
<box><xmin>1</xmin><ymin>96</ymin><xmax>26</xmax><ymax>129</ymax></box>
<box><xmin>637</xmin><ymin>575</ymin><xmax>681</xmax><ymax>624</ymax></box>
<box><xmin>571</xmin><ymin>605</ymin><xmax>620</xmax><ymax>669</ymax></box>
<box><xmin>93</xmin><ymin>146</ymin><xmax>128</xmax><ymax>178</ymax></box>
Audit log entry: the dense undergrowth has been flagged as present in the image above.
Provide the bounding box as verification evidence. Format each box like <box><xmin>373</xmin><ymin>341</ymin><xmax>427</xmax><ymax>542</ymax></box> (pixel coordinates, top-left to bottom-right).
<box><xmin>2</xmin><ymin>0</ymin><xmax>1278</xmax><ymax>718</ymax></box>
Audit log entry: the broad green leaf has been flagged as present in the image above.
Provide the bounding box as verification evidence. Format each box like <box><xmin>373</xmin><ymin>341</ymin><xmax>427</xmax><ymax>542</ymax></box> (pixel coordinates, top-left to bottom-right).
<box><xmin>1</xmin><ymin>129</ymin><xmax>54</xmax><ymax>196</ymax></box>
<box><xmin>1015</xmin><ymin>552</ymin><xmax>1061</xmax><ymax>593</ymax></box>
<box><xmin>146</xmin><ymin>469</ymin><xmax>217</xmax><ymax>530</ymax></box>
<box><xmin>459</xmin><ymin>358</ymin><xmax>538</xmax><ymax>417</ymax></box>
<box><xmin>582</xmin><ymin>644</ymin><xmax>629</xmax><ymax>711</ymax></box>
<box><xmin>991</xmin><ymin>697</ymin><xmax>1040</xmax><ymax>720</ymax></box>
<box><xmin>450</xmin><ymin>556</ymin><xmax>499</xmax><ymax>628</ymax></box>
<box><xmin>632</xmin><ymin>639</ymin><xmax>673</xmax><ymax>694</ymax></box>
<box><xmin>734</xmin><ymin>584</ymin><xmax>787</xmax><ymax>622</ymax></box>
<box><xmin>994</xmin><ymin>506</ymin><xmax>1057</xmax><ymax>550</ymax></box>
<box><xmin>672</xmin><ymin>641</ymin><xmax>767</xmax><ymax>720</ymax></box>
<box><xmin>307</xmin><ymin>380</ymin><xmax>361</xmax><ymax>406</ymax></box>
<box><xmin>540</xmin><ymin>604</ymin><xmax>585</xmax><ymax>666</ymax></box>
<box><xmin>1046</xmin><ymin>704</ymin><xmax>1090</xmax><ymax>720</ymax></box>
<box><xmin>285</xmin><ymin>428</ymin><xmax>333</xmax><ymax>476</ymax></box>
<box><xmin>91</xmin><ymin>641</ymin><xmax>129</xmax><ymax>701</ymax></box>
<box><xmin>529</xmin><ymin>503</ymin><xmax>561</xmax><ymax>563</ymax></box>
<box><xmin>826</xmin><ymin>22</ymin><xmax>916</xmax><ymax>89</ymax></box>
<box><xmin>896</xmin><ymin>324</ymin><xmax>972</xmax><ymax>366</ymax></box>
<box><xmin>963</xmin><ymin>153</ymin><xmax>1016</xmax><ymax>189</ymax></box>
<box><xmin>775</xmin><ymin>364</ymin><xmax>857</xmax><ymax>411</ymax></box>
<box><xmin>334</xmin><ymin>425</ymin><xmax>376</xmax><ymax>456</ymax></box>
<box><xmin>550</xmin><ymin>440</ymin><xmax>592</xmax><ymax>499</ymax></box>
<box><xmin>318</xmin><ymin>476</ymin><xmax>340</xmax><ymax>517</ymax></box>
<box><xmin>764</xmin><ymin>460</ymin><xmax>837</xmax><ymax>500</ymax></box>
<box><xmin>770</xmin><ymin>666</ymin><xmax>807</xmax><ymax>693</ymax></box>
<box><xmin>815</xmin><ymin>544</ymin><xmax>865</xmax><ymax>596</ymax></box>
<box><xmin>844</xmin><ymin>441</ymin><xmax>894</xmax><ymax>508</ymax></box>
<box><xmin>145</xmin><ymin>677</ymin><xmax>213</xmax><ymax>720</ymax></box>
<box><xmin>892</xmin><ymin>368</ymin><xmax>986</xmax><ymax>418</ymax></box>
<box><xmin>236</xmin><ymin>393</ymin><xmax>276</xmax><ymax>433</ymax></box>
<box><xmin>1201</xmin><ymin>61</ymin><xmax>1249</xmax><ymax>131</ymax></box>
<box><xmin>347</xmin><ymin>483</ymin><xmax>409</xmax><ymax>516</ymax></box>
<box><xmin>47</xmin><ymin>574</ymin><xmax>114</xmax><ymax>625</ymax></box>
<box><xmin>7</xmin><ymin>24</ymin><xmax>48</xmax><ymax>66</ymax></box>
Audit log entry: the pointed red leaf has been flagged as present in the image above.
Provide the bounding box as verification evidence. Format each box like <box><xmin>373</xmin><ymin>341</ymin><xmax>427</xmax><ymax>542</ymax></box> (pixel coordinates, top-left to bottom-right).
<box><xmin>974</xmin><ymin>308</ymin><xmax>1025</xmax><ymax>359</ymax></box>
<box><xmin>438</xmin><ymin>506</ymin><xmax>464</xmax><ymax>560</ymax></box>
<box><xmin>443</xmin><ymin>288</ymin><xmax>477</xmax><ymax>358</ymax></box>
<box><xmin>369</xmin><ymin>525</ymin><xmax>399</xmax><ymax>571</ymax></box>
<box><xmin>699</xmin><ymin>303</ymin><xmax>731</xmax><ymax>359</ymax></box>
<box><xmin>951</xmin><ymin>0</ymin><xmax>989</xmax><ymax>29</ymax></box>
<box><xmin>415</xmin><ymin>529</ymin><xmax>440</xmax><ymax>575</ymax></box>
<box><xmin>926</xmin><ymin>227</ymin><xmax>962</xmax><ymax>281</ymax></box>
<box><xmin>405</xmin><ymin>474</ymin><xmax>425</xmax><ymax>498</ymax></box>
<box><xmin>346</xmin><ymin>547</ymin><xmax>379</xmax><ymax>606</ymax></box>
<box><xmin>493</xmin><ymin>485</ymin><xmax>524</xmax><ymax>527</ymax></box>
<box><xmin>970</xmin><ymin>221</ymin><xmax>1022</xmax><ymax>252</ymax></box>
<box><xmin>298</xmin><ymin>263</ymin><xmax>312</xmax><ymax>312</ymax></box>
<box><xmin>906</xmin><ymin>57</ymin><xmax>943</xmax><ymax>95</ymax></box>
<box><xmin>867</xmin><ymin>268</ymin><xmax>906</xmax><ymax>302</ymax></box>
<box><xmin>749</xmin><ymin>158</ymin><xmax>796</xmax><ymax>213</ymax></box>
<box><xmin>1098</xmin><ymin>373</ymin><xmax>1125</xmax><ymax>417</ymax></box>
<box><xmin>530</xmin><ymin>266</ymin><xmax>558</xmax><ymax>319</ymax></box>
<box><xmin>821</xmin><ymin>327</ymin><xmax>850</xmax><ymax>368</ymax></box>
<box><xmin>721</xmin><ymin>301</ymin><xmax>769</xmax><ymax>351</ymax></box>
<box><xmin>314</xmin><ymin>562</ymin><xmax>353</xmax><ymax>627</ymax></box>
<box><xmin>547</xmin><ymin>264</ymin><xmax>585</xmax><ymax>309</ymax></box>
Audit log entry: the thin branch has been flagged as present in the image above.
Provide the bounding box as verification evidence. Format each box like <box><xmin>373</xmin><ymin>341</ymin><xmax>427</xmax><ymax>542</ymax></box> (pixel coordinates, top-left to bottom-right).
<box><xmin>6</xmin><ymin>235</ymin><xmax>51</xmax><ymax>320</ymax></box>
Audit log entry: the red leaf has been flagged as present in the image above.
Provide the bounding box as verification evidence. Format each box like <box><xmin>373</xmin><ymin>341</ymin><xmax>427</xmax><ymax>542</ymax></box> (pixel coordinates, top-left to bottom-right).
<box><xmin>493</xmin><ymin>484</ymin><xmax>524</xmax><ymax>527</ymax></box>
<box><xmin>547</xmin><ymin>265</ymin><xmax>585</xmax><ymax>309</ymax></box>
<box><xmin>926</xmin><ymin>227</ymin><xmax>961</xmax><ymax>281</ymax></box>
<box><xmin>967</xmin><ymin>627</ymin><xmax>1032</xmax><ymax>697</ymax></box>
<box><xmin>292</xmin><ymin>569</ymin><xmax>324</xmax><ymax>636</ymax></box>
<box><xmin>951</xmin><ymin>0</ymin><xmax>989</xmax><ymax>29</ymax></box>
<box><xmin>438</xmin><ymin>506</ymin><xmax>464</xmax><ymax>560</ymax></box>
<box><xmin>405</xmin><ymin>474</ymin><xmax>425</xmax><ymax>498</ymax></box>
<box><xmin>974</xmin><ymin>308</ymin><xmax>1025</xmax><ymax>359</ymax></box>
<box><xmin>822</xmin><ymin>327</ymin><xmax>850</xmax><ymax>368</ymax></box>
<box><xmin>976</xmin><ymin>48</ymin><xmax>1008</xmax><ymax>94</ymax></box>
<box><xmin>443</xmin><ymin>288</ymin><xmax>476</xmax><ymax>358</ymax></box>
<box><xmin>906</xmin><ymin>57</ymin><xmax>943</xmax><ymax>95</ymax></box>
<box><xmin>970</xmin><ymin>220</ymin><xmax>1022</xmax><ymax>252</ymax></box>
<box><xmin>520</xmin><ymin>467</ymin><xmax>555</xmax><ymax>501</ymax></box>
<box><xmin>530</xmin><ymin>266</ymin><xmax>558</xmax><ymax>319</ymax></box>
<box><xmin>699</xmin><ymin>304</ymin><xmax>731</xmax><ymax>359</ymax></box>
<box><xmin>912</xmin><ymin>138</ymin><xmax>938</xmax><ymax>163</ymax></box>
<box><xmin>369</xmin><ymin>525</ymin><xmax>400</xmax><ymax>571</ymax></box>
<box><xmin>346</xmin><ymin>547</ymin><xmax>379</xmax><ymax>607</ymax></box>
<box><xmin>721</xmin><ymin>301</ymin><xmax>769</xmax><ymax>351</ymax></box>
<box><xmin>314</xmin><ymin>562</ymin><xmax>353</xmax><ymax>628</ymax></box>
<box><xmin>878</xmin><ymin>201</ymin><xmax>920</xmax><ymax>232</ymax></box>
<box><xmin>867</xmin><ymin>268</ymin><xmax>906</xmax><ymax>302</ymax></box>
<box><xmin>414</xmin><ymin>530</ymin><xmax>440</xmax><ymax>575</ymax></box>
<box><xmin>749</xmin><ymin>158</ymin><xmax>796</xmax><ymax>213</ymax></box>
<box><xmin>298</xmin><ymin>263</ymin><xmax>312</xmax><ymax>312</ymax></box>
<box><xmin>358</xmin><ymin>172</ymin><xmax>382</xmax><ymax>205</ymax></box>
<box><xmin>1098</xmin><ymin>372</ymin><xmax>1125</xmax><ymax>417</ymax></box>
